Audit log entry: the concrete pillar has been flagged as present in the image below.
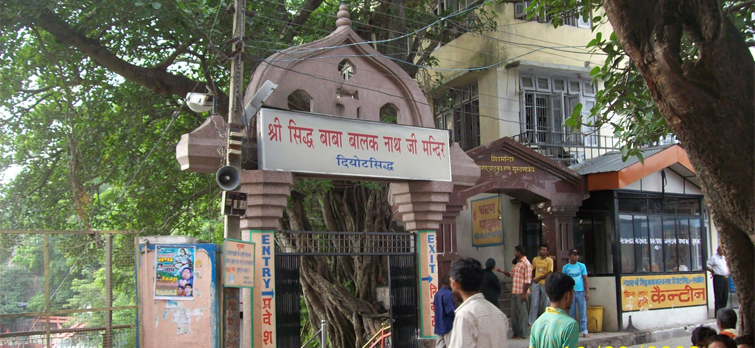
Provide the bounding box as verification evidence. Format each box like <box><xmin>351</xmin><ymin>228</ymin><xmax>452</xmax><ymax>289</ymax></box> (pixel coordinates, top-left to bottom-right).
<box><xmin>390</xmin><ymin>181</ymin><xmax>453</xmax><ymax>340</ymax></box>
<box><xmin>238</xmin><ymin>170</ymin><xmax>294</xmax><ymax>348</ymax></box>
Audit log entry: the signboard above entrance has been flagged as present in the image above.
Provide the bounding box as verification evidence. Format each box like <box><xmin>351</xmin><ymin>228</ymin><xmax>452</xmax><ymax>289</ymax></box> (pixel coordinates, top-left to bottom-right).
<box><xmin>257</xmin><ymin>108</ymin><xmax>452</xmax><ymax>181</ymax></box>
<box><xmin>478</xmin><ymin>153</ymin><xmax>536</xmax><ymax>177</ymax></box>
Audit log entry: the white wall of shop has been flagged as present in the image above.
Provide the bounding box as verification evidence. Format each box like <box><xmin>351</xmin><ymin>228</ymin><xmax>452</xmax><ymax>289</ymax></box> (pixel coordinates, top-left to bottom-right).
<box><xmin>587</xmin><ymin>276</ymin><xmax>619</xmax><ymax>332</ymax></box>
<box><xmin>621</xmin><ymin>305</ymin><xmax>708</xmax><ymax>331</ymax></box>
<box><xmin>622</xmin><ymin>169</ymin><xmax>702</xmax><ymax>195</ymax></box>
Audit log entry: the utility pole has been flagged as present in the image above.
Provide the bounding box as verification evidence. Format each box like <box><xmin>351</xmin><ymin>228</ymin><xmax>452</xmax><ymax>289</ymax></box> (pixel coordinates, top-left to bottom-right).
<box><xmin>223</xmin><ymin>0</ymin><xmax>246</xmax><ymax>345</ymax></box>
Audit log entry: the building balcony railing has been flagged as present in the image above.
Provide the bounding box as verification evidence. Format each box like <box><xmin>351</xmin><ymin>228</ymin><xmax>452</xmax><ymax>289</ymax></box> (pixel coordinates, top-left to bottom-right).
<box><xmin>511</xmin><ymin>130</ymin><xmax>678</xmax><ymax>167</ymax></box>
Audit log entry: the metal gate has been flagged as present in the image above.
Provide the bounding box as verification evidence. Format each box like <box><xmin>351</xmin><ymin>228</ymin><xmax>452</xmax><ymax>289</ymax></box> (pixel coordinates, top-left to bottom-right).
<box><xmin>388</xmin><ymin>254</ymin><xmax>418</xmax><ymax>348</ymax></box>
<box><xmin>274</xmin><ymin>230</ymin><xmax>418</xmax><ymax>347</ymax></box>
<box><xmin>275</xmin><ymin>254</ymin><xmax>301</xmax><ymax>348</ymax></box>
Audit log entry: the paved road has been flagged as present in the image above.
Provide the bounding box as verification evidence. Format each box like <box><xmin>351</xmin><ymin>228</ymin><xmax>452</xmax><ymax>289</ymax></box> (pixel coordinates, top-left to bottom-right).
<box><xmin>627</xmin><ymin>336</ymin><xmax>694</xmax><ymax>348</ymax></box>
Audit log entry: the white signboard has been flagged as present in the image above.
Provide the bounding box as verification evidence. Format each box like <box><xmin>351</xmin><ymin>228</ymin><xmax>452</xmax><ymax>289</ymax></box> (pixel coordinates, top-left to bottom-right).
<box><xmin>257</xmin><ymin>108</ymin><xmax>452</xmax><ymax>181</ymax></box>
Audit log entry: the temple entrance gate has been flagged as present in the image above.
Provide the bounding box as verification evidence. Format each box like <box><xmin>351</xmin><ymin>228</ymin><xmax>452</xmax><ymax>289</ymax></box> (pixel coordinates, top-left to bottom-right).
<box><xmin>175</xmin><ymin>4</ymin><xmax>481</xmax><ymax>347</ymax></box>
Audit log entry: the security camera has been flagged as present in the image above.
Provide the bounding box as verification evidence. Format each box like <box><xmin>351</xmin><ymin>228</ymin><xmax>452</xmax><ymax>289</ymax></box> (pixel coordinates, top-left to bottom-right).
<box><xmin>185</xmin><ymin>92</ymin><xmax>214</xmax><ymax>113</ymax></box>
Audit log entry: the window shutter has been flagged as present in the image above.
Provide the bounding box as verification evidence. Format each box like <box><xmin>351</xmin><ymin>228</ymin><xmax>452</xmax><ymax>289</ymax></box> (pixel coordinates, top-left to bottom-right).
<box><xmin>582</xmin><ymin>80</ymin><xmax>596</xmax><ymax>96</ymax></box>
<box><xmin>520</xmin><ymin>75</ymin><xmax>536</xmax><ymax>90</ymax></box>
<box><xmin>577</xmin><ymin>10</ymin><xmax>591</xmax><ymax>28</ymax></box>
<box><xmin>514</xmin><ymin>1</ymin><xmax>528</xmax><ymax>19</ymax></box>
<box><xmin>568</xmin><ymin>79</ymin><xmax>581</xmax><ymax>94</ymax></box>
<box><xmin>536</xmin><ymin>76</ymin><xmax>551</xmax><ymax>92</ymax></box>
<box><xmin>553</xmin><ymin>78</ymin><xmax>566</xmax><ymax>92</ymax></box>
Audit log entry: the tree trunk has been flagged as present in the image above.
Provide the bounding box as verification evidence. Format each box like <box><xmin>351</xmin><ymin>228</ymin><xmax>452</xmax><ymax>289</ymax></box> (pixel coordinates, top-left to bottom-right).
<box><xmin>285</xmin><ymin>182</ymin><xmax>393</xmax><ymax>347</ymax></box>
<box><xmin>603</xmin><ymin>0</ymin><xmax>754</xmax><ymax>334</ymax></box>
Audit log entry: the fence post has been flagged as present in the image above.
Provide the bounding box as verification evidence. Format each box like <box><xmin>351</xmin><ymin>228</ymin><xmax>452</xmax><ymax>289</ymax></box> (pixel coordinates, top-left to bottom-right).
<box><xmin>104</xmin><ymin>233</ymin><xmax>113</xmax><ymax>347</ymax></box>
<box><xmin>44</xmin><ymin>234</ymin><xmax>50</xmax><ymax>348</ymax></box>
<box><xmin>320</xmin><ymin>320</ymin><xmax>326</xmax><ymax>348</ymax></box>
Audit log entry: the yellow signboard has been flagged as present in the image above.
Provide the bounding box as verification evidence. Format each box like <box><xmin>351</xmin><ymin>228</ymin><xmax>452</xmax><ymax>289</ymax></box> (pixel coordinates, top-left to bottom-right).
<box><xmin>620</xmin><ymin>273</ymin><xmax>706</xmax><ymax>312</ymax></box>
<box><xmin>471</xmin><ymin>196</ymin><xmax>503</xmax><ymax>247</ymax></box>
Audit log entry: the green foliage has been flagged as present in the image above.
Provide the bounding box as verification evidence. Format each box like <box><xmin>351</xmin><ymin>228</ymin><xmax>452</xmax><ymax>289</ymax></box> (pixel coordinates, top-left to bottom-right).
<box><xmin>0</xmin><ymin>0</ymin><xmax>497</xmax><ymax>341</ymax></box>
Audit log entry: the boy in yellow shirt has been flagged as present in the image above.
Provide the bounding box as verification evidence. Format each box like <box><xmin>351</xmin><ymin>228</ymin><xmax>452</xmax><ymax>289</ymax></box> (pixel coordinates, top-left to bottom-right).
<box><xmin>529</xmin><ymin>243</ymin><xmax>554</xmax><ymax>326</ymax></box>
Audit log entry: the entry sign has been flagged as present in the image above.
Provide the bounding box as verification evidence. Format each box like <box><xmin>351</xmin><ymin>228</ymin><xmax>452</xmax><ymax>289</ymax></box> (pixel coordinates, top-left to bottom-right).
<box><xmin>223</xmin><ymin>239</ymin><xmax>255</xmax><ymax>288</ymax></box>
<box><xmin>257</xmin><ymin>108</ymin><xmax>452</xmax><ymax>181</ymax></box>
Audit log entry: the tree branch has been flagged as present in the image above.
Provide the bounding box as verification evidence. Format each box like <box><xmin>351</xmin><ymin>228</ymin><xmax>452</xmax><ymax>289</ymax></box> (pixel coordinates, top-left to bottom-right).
<box><xmin>34</xmin><ymin>9</ymin><xmax>229</xmax><ymax>115</ymax></box>
<box><xmin>726</xmin><ymin>0</ymin><xmax>755</xmax><ymax>13</ymax></box>
<box><xmin>153</xmin><ymin>38</ymin><xmax>197</xmax><ymax>70</ymax></box>
<box><xmin>15</xmin><ymin>85</ymin><xmax>56</xmax><ymax>94</ymax></box>
<box><xmin>22</xmin><ymin>152</ymin><xmax>62</xmax><ymax>197</ymax></box>
<box><xmin>279</xmin><ymin>0</ymin><xmax>325</xmax><ymax>44</ymax></box>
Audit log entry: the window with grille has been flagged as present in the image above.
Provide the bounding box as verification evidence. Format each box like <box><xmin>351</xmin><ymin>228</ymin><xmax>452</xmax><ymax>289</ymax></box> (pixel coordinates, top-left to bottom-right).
<box><xmin>433</xmin><ymin>83</ymin><xmax>480</xmax><ymax>150</ymax></box>
<box><xmin>520</xmin><ymin>74</ymin><xmax>599</xmax><ymax>146</ymax></box>
<box><xmin>514</xmin><ymin>1</ymin><xmax>591</xmax><ymax>28</ymax></box>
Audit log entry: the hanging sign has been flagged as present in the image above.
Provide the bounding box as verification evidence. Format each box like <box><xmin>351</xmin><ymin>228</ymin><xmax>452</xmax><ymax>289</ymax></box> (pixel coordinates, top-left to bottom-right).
<box><xmin>223</xmin><ymin>239</ymin><xmax>255</xmax><ymax>288</ymax></box>
<box><xmin>154</xmin><ymin>246</ymin><xmax>196</xmax><ymax>300</ymax></box>
<box><xmin>471</xmin><ymin>196</ymin><xmax>503</xmax><ymax>247</ymax></box>
<box><xmin>257</xmin><ymin>108</ymin><xmax>452</xmax><ymax>181</ymax></box>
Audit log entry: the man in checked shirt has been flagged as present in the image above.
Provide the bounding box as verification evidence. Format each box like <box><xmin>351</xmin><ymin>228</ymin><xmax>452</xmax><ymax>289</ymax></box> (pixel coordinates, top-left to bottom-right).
<box><xmin>498</xmin><ymin>245</ymin><xmax>533</xmax><ymax>340</ymax></box>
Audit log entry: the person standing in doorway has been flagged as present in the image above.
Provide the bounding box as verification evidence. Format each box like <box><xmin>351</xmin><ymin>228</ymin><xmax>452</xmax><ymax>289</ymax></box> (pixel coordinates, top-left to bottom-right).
<box><xmin>434</xmin><ymin>275</ymin><xmax>456</xmax><ymax>348</ymax></box>
<box><xmin>529</xmin><ymin>272</ymin><xmax>580</xmax><ymax>348</ymax></box>
<box><xmin>706</xmin><ymin>246</ymin><xmax>730</xmax><ymax>316</ymax></box>
<box><xmin>529</xmin><ymin>244</ymin><xmax>553</xmax><ymax>327</ymax></box>
<box><xmin>562</xmin><ymin>249</ymin><xmax>589</xmax><ymax>338</ymax></box>
<box><xmin>447</xmin><ymin>258</ymin><xmax>508</xmax><ymax>348</ymax></box>
<box><xmin>497</xmin><ymin>245</ymin><xmax>532</xmax><ymax>340</ymax></box>
<box><xmin>480</xmin><ymin>258</ymin><xmax>502</xmax><ymax>308</ymax></box>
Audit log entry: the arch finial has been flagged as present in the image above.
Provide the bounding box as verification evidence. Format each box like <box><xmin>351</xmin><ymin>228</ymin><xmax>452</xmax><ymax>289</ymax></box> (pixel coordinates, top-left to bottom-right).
<box><xmin>336</xmin><ymin>4</ymin><xmax>352</xmax><ymax>28</ymax></box>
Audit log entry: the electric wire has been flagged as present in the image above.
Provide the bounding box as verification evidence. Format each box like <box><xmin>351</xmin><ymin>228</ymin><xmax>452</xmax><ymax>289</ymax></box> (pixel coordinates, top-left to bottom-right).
<box><xmin>253</xmin><ymin>0</ymin><xmax>604</xmax><ymax>61</ymax></box>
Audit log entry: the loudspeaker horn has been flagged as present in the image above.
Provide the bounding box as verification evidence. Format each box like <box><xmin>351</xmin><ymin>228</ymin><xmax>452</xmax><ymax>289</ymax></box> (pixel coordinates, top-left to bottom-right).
<box><xmin>216</xmin><ymin>165</ymin><xmax>240</xmax><ymax>191</ymax></box>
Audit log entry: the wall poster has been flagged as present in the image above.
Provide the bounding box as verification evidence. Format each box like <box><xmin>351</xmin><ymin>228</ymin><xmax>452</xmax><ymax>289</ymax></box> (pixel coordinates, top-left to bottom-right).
<box><xmin>154</xmin><ymin>246</ymin><xmax>196</xmax><ymax>300</ymax></box>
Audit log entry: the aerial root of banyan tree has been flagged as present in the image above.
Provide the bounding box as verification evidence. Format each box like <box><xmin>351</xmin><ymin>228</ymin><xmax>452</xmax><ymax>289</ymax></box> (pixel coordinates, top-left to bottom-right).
<box><xmin>284</xmin><ymin>182</ymin><xmax>393</xmax><ymax>347</ymax></box>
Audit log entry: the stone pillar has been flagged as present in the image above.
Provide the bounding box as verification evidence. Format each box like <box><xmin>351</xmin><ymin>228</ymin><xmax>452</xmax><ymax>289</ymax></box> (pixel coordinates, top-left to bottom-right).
<box><xmin>238</xmin><ymin>170</ymin><xmax>294</xmax><ymax>348</ymax></box>
<box><xmin>390</xmin><ymin>181</ymin><xmax>454</xmax><ymax>340</ymax></box>
<box><xmin>533</xmin><ymin>203</ymin><xmax>579</xmax><ymax>269</ymax></box>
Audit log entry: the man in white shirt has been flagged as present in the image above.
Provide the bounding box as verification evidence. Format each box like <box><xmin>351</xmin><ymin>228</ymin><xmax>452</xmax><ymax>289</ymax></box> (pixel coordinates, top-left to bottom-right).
<box><xmin>448</xmin><ymin>258</ymin><xmax>509</xmax><ymax>348</ymax></box>
<box><xmin>706</xmin><ymin>246</ymin><xmax>730</xmax><ymax>316</ymax></box>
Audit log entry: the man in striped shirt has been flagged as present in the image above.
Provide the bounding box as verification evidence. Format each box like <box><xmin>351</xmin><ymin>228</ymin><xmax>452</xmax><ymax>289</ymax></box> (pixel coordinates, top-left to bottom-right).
<box><xmin>499</xmin><ymin>245</ymin><xmax>533</xmax><ymax>339</ymax></box>
<box><xmin>448</xmin><ymin>258</ymin><xmax>509</xmax><ymax>348</ymax></box>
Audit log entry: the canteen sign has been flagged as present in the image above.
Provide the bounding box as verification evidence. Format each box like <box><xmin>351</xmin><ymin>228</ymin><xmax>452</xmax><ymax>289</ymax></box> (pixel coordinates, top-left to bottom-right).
<box><xmin>257</xmin><ymin>108</ymin><xmax>451</xmax><ymax>181</ymax></box>
<box><xmin>620</xmin><ymin>273</ymin><xmax>706</xmax><ymax>311</ymax></box>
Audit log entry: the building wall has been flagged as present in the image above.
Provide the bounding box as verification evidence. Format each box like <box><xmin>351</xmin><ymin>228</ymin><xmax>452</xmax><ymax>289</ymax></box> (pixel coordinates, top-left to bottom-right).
<box><xmin>429</xmin><ymin>3</ymin><xmax>614</xmax><ymax>143</ymax></box>
<box><xmin>587</xmin><ymin>276</ymin><xmax>619</xmax><ymax>332</ymax></box>
<box><xmin>455</xmin><ymin>193</ymin><xmax>521</xmax><ymax>285</ymax></box>
<box><xmin>622</xmin><ymin>169</ymin><xmax>703</xmax><ymax>195</ymax></box>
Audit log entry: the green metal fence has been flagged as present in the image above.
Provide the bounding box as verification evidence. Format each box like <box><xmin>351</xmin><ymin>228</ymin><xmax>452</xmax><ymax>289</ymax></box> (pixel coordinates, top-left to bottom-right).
<box><xmin>0</xmin><ymin>230</ymin><xmax>138</xmax><ymax>348</ymax></box>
